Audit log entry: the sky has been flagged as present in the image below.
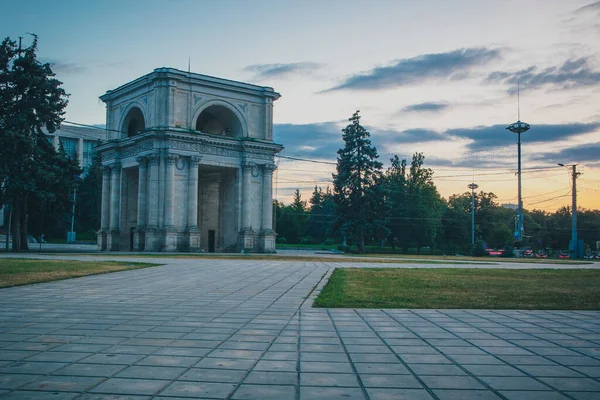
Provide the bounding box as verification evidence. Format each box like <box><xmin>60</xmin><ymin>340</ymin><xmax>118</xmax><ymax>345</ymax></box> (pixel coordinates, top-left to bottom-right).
<box><xmin>2</xmin><ymin>0</ymin><xmax>600</xmax><ymax>211</ymax></box>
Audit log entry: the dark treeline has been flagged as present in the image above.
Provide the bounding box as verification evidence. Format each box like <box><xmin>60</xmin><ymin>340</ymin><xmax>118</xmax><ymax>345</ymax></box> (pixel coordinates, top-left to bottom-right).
<box><xmin>274</xmin><ymin>111</ymin><xmax>600</xmax><ymax>255</ymax></box>
<box><xmin>274</xmin><ymin>182</ymin><xmax>600</xmax><ymax>255</ymax></box>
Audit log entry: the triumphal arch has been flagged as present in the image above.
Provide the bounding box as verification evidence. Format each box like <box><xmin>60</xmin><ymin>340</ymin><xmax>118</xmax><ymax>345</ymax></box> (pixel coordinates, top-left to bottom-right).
<box><xmin>96</xmin><ymin>68</ymin><xmax>281</xmax><ymax>252</ymax></box>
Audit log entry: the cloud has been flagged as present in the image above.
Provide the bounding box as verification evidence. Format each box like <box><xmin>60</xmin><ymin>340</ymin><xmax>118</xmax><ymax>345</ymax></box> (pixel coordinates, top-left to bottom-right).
<box><xmin>40</xmin><ymin>59</ymin><xmax>87</xmax><ymax>75</ymax></box>
<box><xmin>575</xmin><ymin>1</ymin><xmax>600</xmax><ymax>14</ymax></box>
<box><xmin>325</xmin><ymin>47</ymin><xmax>501</xmax><ymax>92</ymax></box>
<box><xmin>534</xmin><ymin>142</ymin><xmax>600</xmax><ymax>164</ymax></box>
<box><xmin>447</xmin><ymin>122</ymin><xmax>600</xmax><ymax>152</ymax></box>
<box><xmin>244</xmin><ymin>62</ymin><xmax>322</xmax><ymax>79</ymax></box>
<box><xmin>274</xmin><ymin>122</ymin><xmax>343</xmax><ymax>160</ymax></box>
<box><xmin>401</xmin><ymin>102</ymin><xmax>449</xmax><ymax>113</ymax></box>
<box><xmin>487</xmin><ymin>57</ymin><xmax>600</xmax><ymax>93</ymax></box>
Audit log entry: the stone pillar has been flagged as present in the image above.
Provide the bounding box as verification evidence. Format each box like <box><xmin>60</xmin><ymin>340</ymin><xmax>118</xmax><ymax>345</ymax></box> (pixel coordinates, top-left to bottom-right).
<box><xmin>97</xmin><ymin>166</ymin><xmax>111</xmax><ymax>250</ymax></box>
<box><xmin>145</xmin><ymin>154</ymin><xmax>160</xmax><ymax>251</ymax></box>
<box><xmin>77</xmin><ymin>138</ymin><xmax>84</xmax><ymax>168</ymax></box>
<box><xmin>52</xmin><ymin>135</ymin><xmax>60</xmax><ymax>151</ymax></box>
<box><xmin>133</xmin><ymin>156</ymin><xmax>147</xmax><ymax>251</ymax></box>
<box><xmin>238</xmin><ymin>161</ymin><xmax>255</xmax><ymax>251</ymax></box>
<box><xmin>187</xmin><ymin>156</ymin><xmax>202</xmax><ymax>251</ymax></box>
<box><xmin>107</xmin><ymin>162</ymin><xmax>121</xmax><ymax>251</ymax></box>
<box><xmin>259</xmin><ymin>164</ymin><xmax>277</xmax><ymax>253</ymax></box>
<box><xmin>163</xmin><ymin>154</ymin><xmax>178</xmax><ymax>251</ymax></box>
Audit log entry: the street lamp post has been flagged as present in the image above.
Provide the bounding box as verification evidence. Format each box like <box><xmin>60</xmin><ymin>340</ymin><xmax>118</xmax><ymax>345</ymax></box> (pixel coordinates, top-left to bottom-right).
<box><xmin>467</xmin><ymin>183</ymin><xmax>479</xmax><ymax>245</ymax></box>
<box><xmin>558</xmin><ymin>163</ymin><xmax>581</xmax><ymax>259</ymax></box>
<box><xmin>506</xmin><ymin>120</ymin><xmax>530</xmax><ymax>243</ymax></box>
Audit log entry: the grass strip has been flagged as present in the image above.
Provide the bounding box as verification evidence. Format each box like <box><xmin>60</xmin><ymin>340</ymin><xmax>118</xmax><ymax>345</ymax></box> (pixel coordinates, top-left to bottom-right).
<box><xmin>314</xmin><ymin>268</ymin><xmax>600</xmax><ymax>310</ymax></box>
<box><xmin>0</xmin><ymin>259</ymin><xmax>158</xmax><ymax>288</ymax></box>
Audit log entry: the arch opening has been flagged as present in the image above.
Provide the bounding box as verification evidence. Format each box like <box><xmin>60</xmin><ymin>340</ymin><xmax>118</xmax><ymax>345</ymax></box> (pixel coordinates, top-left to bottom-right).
<box><xmin>195</xmin><ymin>105</ymin><xmax>243</xmax><ymax>138</ymax></box>
<box><xmin>122</xmin><ymin>107</ymin><xmax>146</xmax><ymax>137</ymax></box>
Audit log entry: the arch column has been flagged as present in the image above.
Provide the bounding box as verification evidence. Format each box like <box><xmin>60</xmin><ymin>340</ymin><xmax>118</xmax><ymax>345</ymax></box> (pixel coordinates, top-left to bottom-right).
<box><xmin>163</xmin><ymin>154</ymin><xmax>178</xmax><ymax>251</ymax></box>
<box><xmin>107</xmin><ymin>162</ymin><xmax>121</xmax><ymax>251</ymax></box>
<box><xmin>187</xmin><ymin>156</ymin><xmax>202</xmax><ymax>251</ymax></box>
<box><xmin>144</xmin><ymin>154</ymin><xmax>160</xmax><ymax>251</ymax></box>
<box><xmin>133</xmin><ymin>156</ymin><xmax>147</xmax><ymax>251</ymax></box>
<box><xmin>98</xmin><ymin>166</ymin><xmax>111</xmax><ymax>250</ymax></box>
<box><xmin>259</xmin><ymin>164</ymin><xmax>277</xmax><ymax>253</ymax></box>
<box><xmin>238</xmin><ymin>161</ymin><xmax>256</xmax><ymax>251</ymax></box>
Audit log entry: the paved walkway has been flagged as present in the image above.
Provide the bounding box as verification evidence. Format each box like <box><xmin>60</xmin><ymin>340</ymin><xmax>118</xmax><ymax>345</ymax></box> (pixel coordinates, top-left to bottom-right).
<box><xmin>0</xmin><ymin>257</ymin><xmax>599</xmax><ymax>399</ymax></box>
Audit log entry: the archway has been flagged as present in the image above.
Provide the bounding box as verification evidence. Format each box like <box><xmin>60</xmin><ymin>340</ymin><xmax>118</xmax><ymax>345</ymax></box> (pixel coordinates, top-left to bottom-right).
<box><xmin>122</xmin><ymin>107</ymin><xmax>146</xmax><ymax>137</ymax></box>
<box><xmin>195</xmin><ymin>105</ymin><xmax>243</xmax><ymax>138</ymax></box>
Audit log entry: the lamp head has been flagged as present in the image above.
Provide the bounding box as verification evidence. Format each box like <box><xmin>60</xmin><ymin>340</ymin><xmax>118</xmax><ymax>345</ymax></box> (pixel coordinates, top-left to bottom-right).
<box><xmin>558</xmin><ymin>163</ymin><xmax>565</xmax><ymax>167</ymax></box>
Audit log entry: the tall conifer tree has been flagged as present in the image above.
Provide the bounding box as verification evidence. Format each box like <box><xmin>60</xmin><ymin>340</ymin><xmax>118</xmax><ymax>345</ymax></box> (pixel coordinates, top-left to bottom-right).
<box><xmin>333</xmin><ymin>111</ymin><xmax>387</xmax><ymax>253</ymax></box>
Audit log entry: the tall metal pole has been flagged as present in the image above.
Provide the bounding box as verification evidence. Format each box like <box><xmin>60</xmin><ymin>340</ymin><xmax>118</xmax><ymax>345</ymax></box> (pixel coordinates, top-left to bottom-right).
<box><xmin>571</xmin><ymin>165</ymin><xmax>578</xmax><ymax>259</ymax></box>
<box><xmin>468</xmin><ymin>183</ymin><xmax>478</xmax><ymax>245</ymax></box>
<box><xmin>559</xmin><ymin>163</ymin><xmax>581</xmax><ymax>259</ymax></box>
<box><xmin>507</xmin><ymin>121</ymin><xmax>530</xmax><ymax>244</ymax></box>
<box><xmin>69</xmin><ymin>188</ymin><xmax>76</xmax><ymax>242</ymax></box>
<box><xmin>517</xmin><ymin>132</ymin><xmax>523</xmax><ymax>242</ymax></box>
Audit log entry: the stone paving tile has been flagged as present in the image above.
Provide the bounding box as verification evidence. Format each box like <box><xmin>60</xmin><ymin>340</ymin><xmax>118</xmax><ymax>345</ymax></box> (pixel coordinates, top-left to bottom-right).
<box><xmin>52</xmin><ymin>363</ymin><xmax>126</xmax><ymax>377</ymax></box>
<box><xmin>22</xmin><ymin>375</ymin><xmax>104</xmax><ymax>392</ymax></box>
<box><xmin>300</xmin><ymin>386</ymin><xmax>366</xmax><ymax>400</ymax></box>
<box><xmin>499</xmin><ymin>391</ymin><xmax>570</xmax><ymax>399</ymax></box>
<box><xmin>0</xmin><ymin>391</ymin><xmax>80</xmax><ymax>399</ymax></box>
<box><xmin>433</xmin><ymin>389</ymin><xmax>502</xmax><ymax>399</ymax></box>
<box><xmin>231</xmin><ymin>384</ymin><xmax>295</xmax><ymax>400</ymax></box>
<box><xmin>0</xmin><ymin>374</ymin><xmax>39</xmax><ymax>390</ymax></box>
<box><xmin>90</xmin><ymin>377</ymin><xmax>170</xmax><ymax>395</ymax></box>
<box><xmin>300</xmin><ymin>372</ymin><xmax>360</xmax><ymax>387</ymax></box>
<box><xmin>1</xmin><ymin>257</ymin><xmax>600</xmax><ymax>399</ymax></box>
<box><xmin>419</xmin><ymin>375</ymin><xmax>487</xmax><ymax>390</ymax></box>
<box><xmin>366</xmin><ymin>388</ymin><xmax>433</xmax><ymax>400</ymax></box>
<box><xmin>481</xmin><ymin>376</ymin><xmax>552</xmax><ymax>391</ymax></box>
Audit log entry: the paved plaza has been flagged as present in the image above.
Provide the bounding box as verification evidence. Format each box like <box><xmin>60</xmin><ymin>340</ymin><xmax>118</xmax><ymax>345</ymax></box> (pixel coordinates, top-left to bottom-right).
<box><xmin>0</xmin><ymin>256</ymin><xmax>599</xmax><ymax>399</ymax></box>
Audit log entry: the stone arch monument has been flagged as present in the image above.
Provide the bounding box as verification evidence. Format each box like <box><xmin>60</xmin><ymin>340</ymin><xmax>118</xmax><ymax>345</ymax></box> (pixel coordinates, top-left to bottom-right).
<box><xmin>96</xmin><ymin>68</ymin><xmax>281</xmax><ymax>252</ymax></box>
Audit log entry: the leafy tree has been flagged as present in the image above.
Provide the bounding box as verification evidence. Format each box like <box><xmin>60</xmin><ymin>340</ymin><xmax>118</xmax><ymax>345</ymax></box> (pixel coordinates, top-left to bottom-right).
<box><xmin>306</xmin><ymin>185</ymin><xmax>337</xmax><ymax>243</ymax></box>
<box><xmin>0</xmin><ymin>35</ymin><xmax>78</xmax><ymax>251</ymax></box>
<box><xmin>333</xmin><ymin>111</ymin><xmax>387</xmax><ymax>253</ymax></box>
<box><xmin>76</xmin><ymin>149</ymin><xmax>102</xmax><ymax>235</ymax></box>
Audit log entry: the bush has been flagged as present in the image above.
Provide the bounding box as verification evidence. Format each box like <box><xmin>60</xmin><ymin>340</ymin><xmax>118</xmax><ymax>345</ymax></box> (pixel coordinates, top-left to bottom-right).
<box><xmin>300</xmin><ymin>236</ymin><xmax>311</xmax><ymax>244</ymax></box>
<box><xmin>277</xmin><ymin>236</ymin><xmax>287</xmax><ymax>244</ymax></box>
<box><xmin>471</xmin><ymin>241</ymin><xmax>487</xmax><ymax>257</ymax></box>
<box><xmin>501</xmin><ymin>245</ymin><xmax>515</xmax><ymax>258</ymax></box>
<box><xmin>323</xmin><ymin>238</ymin><xmax>335</xmax><ymax>246</ymax></box>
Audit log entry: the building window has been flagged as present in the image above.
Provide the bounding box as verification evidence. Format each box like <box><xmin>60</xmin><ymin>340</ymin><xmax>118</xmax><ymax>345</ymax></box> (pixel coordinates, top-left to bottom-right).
<box><xmin>82</xmin><ymin>140</ymin><xmax>96</xmax><ymax>170</ymax></box>
<box><xmin>60</xmin><ymin>137</ymin><xmax>77</xmax><ymax>160</ymax></box>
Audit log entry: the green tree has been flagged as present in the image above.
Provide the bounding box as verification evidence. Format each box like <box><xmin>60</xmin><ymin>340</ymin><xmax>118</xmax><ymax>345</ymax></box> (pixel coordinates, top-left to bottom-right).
<box><xmin>333</xmin><ymin>111</ymin><xmax>387</xmax><ymax>253</ymax></box>
<box><xmin>76</xmin><ymin>148</ymin><xmax>102</xmax><ymax>235</ymax></box>
<box><xmin>0</xmin><ymin>35</ymin><xmax>78</xmax><ymax>251</ymax></box>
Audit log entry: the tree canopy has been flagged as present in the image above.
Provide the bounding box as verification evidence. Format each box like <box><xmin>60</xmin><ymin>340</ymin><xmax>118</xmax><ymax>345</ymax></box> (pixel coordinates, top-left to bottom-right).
<box><xmin>0</xmin><ymin>35</ymin><xmax>79</xmax><ymax>251</ymax></box>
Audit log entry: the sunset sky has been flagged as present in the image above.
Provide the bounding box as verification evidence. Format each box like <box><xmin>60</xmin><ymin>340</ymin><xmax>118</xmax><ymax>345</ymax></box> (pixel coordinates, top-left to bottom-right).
<box><xmin>3</xmin><ymin>0</ymin><xmax>599</xmax><ymax>210</ymax></box>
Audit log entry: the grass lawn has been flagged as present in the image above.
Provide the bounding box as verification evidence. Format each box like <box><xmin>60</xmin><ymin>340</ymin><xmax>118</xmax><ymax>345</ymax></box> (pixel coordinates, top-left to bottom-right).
<box><xmin>313</xmin><ymin>268</ymin><xmax>600</xmax><ymax>310</ymax></box>
<box><xmin>0</xmin><ymin>259</ymin><xmax>159</xmax><ymax>288</ymax></box>
<box><xmin>351</xmin><ymin>253</ymin><xmax>592</xmax><ymax>265</ymax></box>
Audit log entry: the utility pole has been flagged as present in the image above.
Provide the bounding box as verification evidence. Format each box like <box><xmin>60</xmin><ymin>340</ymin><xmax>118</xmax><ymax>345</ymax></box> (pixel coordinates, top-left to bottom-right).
<box><xmin>467</xmin><ymin>183</ymin><xmax>478</xmax><ymax>245</ymax></box>
<box><xmin>558</xmin><ymin>163</ymin><xmax>581</xmax><ymax>258</ymax></box>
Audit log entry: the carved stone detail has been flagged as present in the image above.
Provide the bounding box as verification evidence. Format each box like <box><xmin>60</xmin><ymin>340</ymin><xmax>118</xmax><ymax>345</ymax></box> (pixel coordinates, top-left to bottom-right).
<box><xmin>189</xmin><ymin>155</ymin><xmax>202</xmax><ymax>166</ymax></box>
<box><xmin>147</xmin><ymin>154</ymin><xmax>161</xmax><ymax>166</ymax></box>
<box><xmin>165</xmin><ymin>154</ymin><xmax>179</xmax><ymax>164</ymax></box>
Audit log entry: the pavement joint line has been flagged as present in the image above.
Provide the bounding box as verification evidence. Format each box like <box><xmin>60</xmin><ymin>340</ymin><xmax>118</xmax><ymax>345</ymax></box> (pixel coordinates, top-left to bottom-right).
<box><xmin>325</xmin><ymin>308</ymin><xmax>371</xmax><ymax>400</ymax></box>
<box><xmin>225</xmin><ymin>263</ymin><xmax>323</xmax><ymax>400</ymax></box>
<box><xmin>295</xmin><ymin>265</ymin><xmax>332</xmax><ymax>400</ymax></box>
<box><xmin>473</xmin><ymin>309</ymin><xmax>600</xmax><ymax>383</ymax></box>
<box><xmin>441</xmin><ymin>310</ymin><xmax>582</xmax><ymax>399</ymax></box>
<box><xmin>351</xmin><ymin>309</ymin><xmax>441</xmax><ymax>400</ymax></box>
<box><xmin>377</xmin><ymin>309</ymin><xmax>502</xmax><ymax>400</ymax></box>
